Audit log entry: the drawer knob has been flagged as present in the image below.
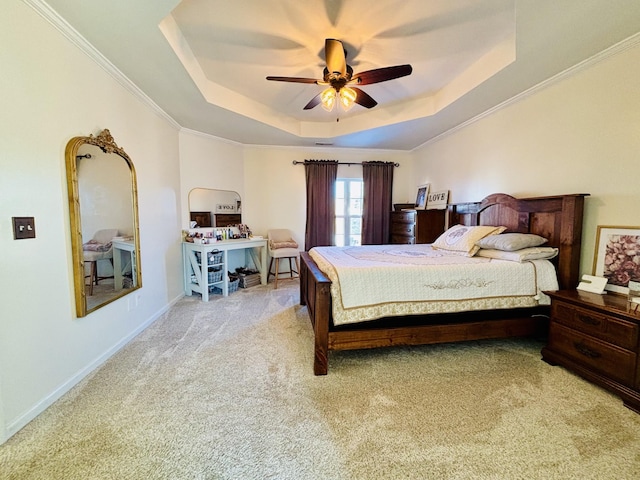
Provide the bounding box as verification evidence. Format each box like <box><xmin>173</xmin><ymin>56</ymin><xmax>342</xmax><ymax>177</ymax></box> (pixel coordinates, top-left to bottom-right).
<box><xmin>573</xmin><ymin>341</ymin><xmax>601</xmax><ymax>359</ymax></box>
<box><xmin>577</xmin><ymin>314</ymin><xmax>600</xmax><ymax>326</ymax></box>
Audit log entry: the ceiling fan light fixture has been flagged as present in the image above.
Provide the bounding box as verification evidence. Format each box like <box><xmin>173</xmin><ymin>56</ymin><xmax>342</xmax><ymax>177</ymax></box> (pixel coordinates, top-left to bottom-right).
<box><xmin>321</xmin><ymin>88</ymin><xmax>336</xmax><ymax>112</ymax></box>
<box><xmin>339</xmin><ymin>87</ymin><xmax>356</xmax><ymax>111</ymax></box>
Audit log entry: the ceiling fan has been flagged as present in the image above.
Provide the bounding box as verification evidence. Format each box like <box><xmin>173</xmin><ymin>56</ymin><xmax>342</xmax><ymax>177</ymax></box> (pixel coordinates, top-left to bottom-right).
<box><xmin>266</xmin><ymin>39</ymin><xmax>412</xmax><ymax>112</ymax></box>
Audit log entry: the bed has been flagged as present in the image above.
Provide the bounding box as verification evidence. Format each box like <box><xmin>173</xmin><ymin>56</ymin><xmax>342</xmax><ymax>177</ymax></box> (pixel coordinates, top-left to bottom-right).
<box><xmin>300</xmin><ymin>193</ymin><xmax>588</xmax><ymax>375</ymax></box>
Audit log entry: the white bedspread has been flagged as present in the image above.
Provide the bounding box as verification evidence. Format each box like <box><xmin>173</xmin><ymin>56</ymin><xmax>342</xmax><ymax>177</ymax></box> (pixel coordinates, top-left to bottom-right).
<box><xmin>309</xmin><ymin>244</ymin><xmax>559</xmax><ymax>326</ymax></box>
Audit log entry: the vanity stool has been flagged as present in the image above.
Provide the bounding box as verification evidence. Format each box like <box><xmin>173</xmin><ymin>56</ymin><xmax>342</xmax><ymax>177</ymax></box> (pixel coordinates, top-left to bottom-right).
<box><xmin>267</xmin><ymin>229</ymin><xmax>299</xmax><ymax>289</ymax></box>
<box><xmin>82</xmin><ymin>228</ymin><xmax>118</xmax><ymax>295</ymax></box>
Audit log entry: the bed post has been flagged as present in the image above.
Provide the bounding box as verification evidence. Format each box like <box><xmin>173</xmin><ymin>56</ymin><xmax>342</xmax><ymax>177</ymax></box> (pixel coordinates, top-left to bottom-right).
<box><xmin>300</xmin><ymin>253</ymin><xmax>307</xmax><ymax>307</ymax></box>
<box><xmin>313</xmin><ymin>282</ymin><xmax>331</xmax><ymax>375</ymax></box>
<box><xmin>558</xmin><ymin>195</ymin><xmax>586</xmax><ymax>290</ymax></box>
<box><xmin>300</xmin><ymin>252</ymin><xmax>332</xmax><ymax>375</ymax></box>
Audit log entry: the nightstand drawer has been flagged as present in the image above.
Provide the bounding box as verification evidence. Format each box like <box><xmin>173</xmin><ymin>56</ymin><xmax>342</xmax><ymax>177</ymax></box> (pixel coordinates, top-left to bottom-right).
<box><xmin>552</xmin><ymin>301</ymin><xmax>639</xmax><ymax>350</ymax></box>
<box><xmin>548</xmin><ymin>323</ymin><xmax>637</xmax><ymax>385</ymax></box>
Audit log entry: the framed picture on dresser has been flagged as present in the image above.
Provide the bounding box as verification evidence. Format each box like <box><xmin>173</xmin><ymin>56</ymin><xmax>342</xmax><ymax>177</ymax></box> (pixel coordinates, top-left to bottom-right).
<box><xmin>415</xmin><ymin>184</ymin><xmax>429</xmax><ymax>209</ymax></box>
<box><xmin>592</xmin><ymin>225</ymin><xmax>640</xmax><ymax>294</ymax></box>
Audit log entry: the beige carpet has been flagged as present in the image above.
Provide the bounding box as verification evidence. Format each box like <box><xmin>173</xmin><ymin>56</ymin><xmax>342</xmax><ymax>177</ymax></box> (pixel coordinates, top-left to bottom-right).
<box><xmin>2</xmin><ymin>281</ymin><xmax>640</xmax><ymax>479</ymax></box>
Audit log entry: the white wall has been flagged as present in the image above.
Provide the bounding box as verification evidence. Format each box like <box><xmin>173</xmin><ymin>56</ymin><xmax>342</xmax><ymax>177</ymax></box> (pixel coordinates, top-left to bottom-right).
<box><xmin>179</xmin><ymin>139</ymin><xmax>413</xmax><ymax>249</ymax></box>
<box><xmin>178</xmin><ymin>130</ymin><xmax>245</xmax><ymax>228</ymax></box>
<box><xmin>243</xmin><ymin>147</ymin><xmax>414</xmax><ymax>246</ymax></box>
<box><xmin>0</xmin><ymin>1</ymin><xmax>184</xmax><ymax>443</ymax></box>
<box><xmin>412</xmin><ymin>39</ymin><xmax>640</xmax><ymax>277</ymax></box>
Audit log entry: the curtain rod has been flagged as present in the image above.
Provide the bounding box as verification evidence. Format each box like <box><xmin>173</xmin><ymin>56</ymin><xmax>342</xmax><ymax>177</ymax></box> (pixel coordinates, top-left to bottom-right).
<box><xmin>292</xmin><ymin>160</ymin><xmax>400</xmax><ymax>167</ymax></box>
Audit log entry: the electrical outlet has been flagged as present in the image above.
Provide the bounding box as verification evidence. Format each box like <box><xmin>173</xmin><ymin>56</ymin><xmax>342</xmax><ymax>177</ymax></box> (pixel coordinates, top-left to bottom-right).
<box><xmin>12</xmin><ymin>217</ymin><xmax>36</xmax><ymax>239</ymax></box>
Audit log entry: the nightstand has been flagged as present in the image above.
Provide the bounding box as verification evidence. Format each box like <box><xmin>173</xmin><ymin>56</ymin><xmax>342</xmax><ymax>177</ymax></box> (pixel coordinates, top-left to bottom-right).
<box><xmin>541</xmin><ymin>289</ymin><xmax>640</xmax><ymax>413</ymax></box>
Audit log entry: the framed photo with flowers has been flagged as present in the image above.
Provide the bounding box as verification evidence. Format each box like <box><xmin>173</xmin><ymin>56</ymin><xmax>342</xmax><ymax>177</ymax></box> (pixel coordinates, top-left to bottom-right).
<box><xmin>592</xmin><ymin>225</ymin><xmax>640</xmax><ymax>294</ymax></box>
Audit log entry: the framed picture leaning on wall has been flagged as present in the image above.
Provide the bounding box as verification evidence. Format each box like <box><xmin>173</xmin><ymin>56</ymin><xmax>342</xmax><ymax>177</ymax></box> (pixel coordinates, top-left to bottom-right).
<box><xmin>426</xmin><ymin>190</ymin><xmax>449</xmax><ymax>210</ymax></box>
<box><xmin>592</xmin><ymin>225</ymin><xmax>640</xmax><ymax>294</ymax></box>
<box><xmin>415</xmin><ymin>184</ymin><xmax>429</xmax><ymax>209</ymax></box>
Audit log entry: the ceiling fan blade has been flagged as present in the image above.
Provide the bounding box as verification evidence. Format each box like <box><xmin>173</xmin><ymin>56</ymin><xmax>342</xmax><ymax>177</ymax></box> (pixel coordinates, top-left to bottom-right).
<box><xmin>352</xmin><ymin>87</ymin><xmax>377</xmax><ymax>109</ymax></box>
<box><xmin>266</xmin><ymin>76</ymin><xmax>320</xmax><ymax>84</ymax></box>
<box><xmin>325</xmin><ymin>38</ymin><xmax>346</xmax><ymax>76</ymax></box>
<box><xmin>351</xmin><ymin>64</ymin><xmax>413</xmax><ymax>85</ymax></box>
<box><xmin>303</xmin><ymin>93</ymin><xmax>322</xmax><ymax>110</ymax></box>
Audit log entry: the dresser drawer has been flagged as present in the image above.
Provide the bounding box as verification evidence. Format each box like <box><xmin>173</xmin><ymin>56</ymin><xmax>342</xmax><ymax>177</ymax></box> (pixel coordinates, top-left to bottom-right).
<box><xmin>390</xmin><ymin>234</ymin><xmax>415</xmax><ymax>244</ymax></box>
<box><xmin>390</xmin><ymin>222</ymin><xmax>415</xmax><ymax>236</ymax></box>
<box><xmin>391</xmin><ymin>211</ymin><xmax>416</xmax><ymax>224</ymax></box>
<box><xmin>552</xmin><ymin>301</ymin><xmax>639</xmax><ymax>350</ymax></box>
<box><xmin>548</xmin><ymin>323</ymin><xmax>637</xmax><ymax>385</ymax></box>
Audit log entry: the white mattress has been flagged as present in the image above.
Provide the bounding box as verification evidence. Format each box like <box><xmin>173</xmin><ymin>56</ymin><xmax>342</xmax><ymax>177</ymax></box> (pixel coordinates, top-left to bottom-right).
<box><xmin>309</xmin><ymin>244</ymin><xmax>559</xmax><ymax>326</ymax></box>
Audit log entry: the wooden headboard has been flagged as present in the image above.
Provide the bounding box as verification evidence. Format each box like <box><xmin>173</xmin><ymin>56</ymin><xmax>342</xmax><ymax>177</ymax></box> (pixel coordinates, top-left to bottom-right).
<box><xmin>447</xmin><ymin>193</ymin><xmax>589</xmax><ymax>290</ymax></box>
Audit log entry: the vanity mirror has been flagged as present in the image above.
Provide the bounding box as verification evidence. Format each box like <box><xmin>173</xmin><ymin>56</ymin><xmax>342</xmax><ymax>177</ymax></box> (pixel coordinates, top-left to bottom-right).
<box><xmin>65</xmin><ymin>129</ymin><xmax>142</xmax><ymax>317</ymax></box>
<box><xmin>188</xmin><ymin>188</ymin><xmax>241</xmax><ymax>228</ymax></box>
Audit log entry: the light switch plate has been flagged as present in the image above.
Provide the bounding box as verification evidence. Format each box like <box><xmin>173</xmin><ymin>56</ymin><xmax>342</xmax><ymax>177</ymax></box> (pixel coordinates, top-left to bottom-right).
<box><xmin>12</xmin><ymin>216</ymin><xmax>36</xmax><ymax>239</ymax></box>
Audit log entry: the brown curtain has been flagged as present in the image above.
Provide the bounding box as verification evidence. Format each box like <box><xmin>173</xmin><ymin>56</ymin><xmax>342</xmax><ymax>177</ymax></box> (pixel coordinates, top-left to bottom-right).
<box><xmin>361</xmin><ymin>161</ymin><xmax>395</xmax><ymax>245</ymax></box>
<box><xmin>304</xmin><ymin>160</ymin><xmax>338</xmax><ymax>250</ymax></box>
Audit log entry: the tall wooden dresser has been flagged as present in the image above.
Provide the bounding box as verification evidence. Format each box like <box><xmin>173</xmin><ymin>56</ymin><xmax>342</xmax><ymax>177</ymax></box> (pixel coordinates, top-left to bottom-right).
<box><xmin>416</xmin><ymin>209</ymin><xmax>446</xmax><ymax>244</ymax></box>
<box><xmin>389</xmin><ymin>210</ymin><xmax>416</xmax><ymax>244</ymax></box>
<box><xmin>541</xmin><ymin>289</ymin><xmax>640</xmax><ymax>413</ymax></box>
<box><xmin>389</xmin><ymin>209</ymin><xmax>447</xmax><ymax>244</ymax></box>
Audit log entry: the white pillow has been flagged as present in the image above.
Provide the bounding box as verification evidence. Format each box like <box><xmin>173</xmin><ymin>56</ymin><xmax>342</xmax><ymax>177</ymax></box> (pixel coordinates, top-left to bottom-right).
<box><xmin>475</xmin><ymin>247</ymin><xmax>559</xmax><ymax>262</ymax></box>
<box><xmin>432</xmin><ymin>225</ymin><xmax>506</xmax><ymax>257</ymax></box>
<box><xmin>475</xmin><ymin>233</ymin><xmax>548</xmax><ymax>251</ymax></box>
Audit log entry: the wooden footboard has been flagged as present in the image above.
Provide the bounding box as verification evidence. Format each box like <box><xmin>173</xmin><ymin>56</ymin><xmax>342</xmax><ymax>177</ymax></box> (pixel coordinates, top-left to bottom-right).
<box><xmin>300</xmin><ymin>251</ymin><xmax>548</xmax><ymax>375</ymax></box>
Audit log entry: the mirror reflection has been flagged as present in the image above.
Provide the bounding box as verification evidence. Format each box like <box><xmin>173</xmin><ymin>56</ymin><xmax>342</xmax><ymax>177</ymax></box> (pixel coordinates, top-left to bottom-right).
<box><xmin>66</xmin><ymin>129</ymin><xmax>142</xmax><ymax>317</ymax></box>
<box><xmin>188</xmin><ymin>188</ymin><xmax>241</xmax><ymax>228</ymax></box>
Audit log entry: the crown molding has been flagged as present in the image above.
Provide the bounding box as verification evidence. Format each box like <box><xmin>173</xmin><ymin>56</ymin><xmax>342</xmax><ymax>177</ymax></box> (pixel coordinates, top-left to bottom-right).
<box><xmin>23</xmin><ymin>0</ymin><xmax>180</xmax><ymax>130</ymax></box>
<box><xmin>181</xmin><ymin>128</ymin><xmax>410</xmax><ymax>155</ymax></box>
<box><xmin>179</xmin><ymin>128</ymin><xmax>244</xmax><ymax>147</ymax></box>
<box><xmin>414</xmin><ymin>31</ymin><xmax>640</xmax><ymax>151</ymax></box>
<box><xmin>245</xmin><ymin>142</ymin><xmax>411</xmax><ymax>156</ymax></box>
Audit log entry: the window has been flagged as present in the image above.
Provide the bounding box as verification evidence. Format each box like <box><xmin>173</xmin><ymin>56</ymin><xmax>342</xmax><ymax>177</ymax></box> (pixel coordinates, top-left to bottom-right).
<box><xmin>335</xmin><ymin>179</ymin><xmax>363</xmax><ymax>246</ymax></box>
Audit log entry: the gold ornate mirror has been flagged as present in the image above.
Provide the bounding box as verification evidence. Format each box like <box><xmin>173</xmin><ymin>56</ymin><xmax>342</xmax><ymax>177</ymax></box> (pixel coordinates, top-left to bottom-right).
<box><xmin>65</xmin><ymin>129</ymin><xmax>142</xmax><ymax>317</ymax></box>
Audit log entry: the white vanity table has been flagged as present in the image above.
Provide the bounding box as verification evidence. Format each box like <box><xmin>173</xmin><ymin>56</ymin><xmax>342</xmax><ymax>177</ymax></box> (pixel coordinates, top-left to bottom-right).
<box><xmin>113</xmin><ymin>239</ymin><xmax>137</xmax><ymax>291</ymax></box>
<box><xmin>183</xmin><ymin>238</ymin><xmax>267</xmax><ymax>301</ymax></box>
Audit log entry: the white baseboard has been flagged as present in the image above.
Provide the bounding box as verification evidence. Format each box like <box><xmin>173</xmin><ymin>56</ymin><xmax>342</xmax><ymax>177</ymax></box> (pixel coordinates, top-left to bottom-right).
<box><xmin>1</xmin><ymin>293</ymin><xmax>184</xmax><ymax>444</ymax></box>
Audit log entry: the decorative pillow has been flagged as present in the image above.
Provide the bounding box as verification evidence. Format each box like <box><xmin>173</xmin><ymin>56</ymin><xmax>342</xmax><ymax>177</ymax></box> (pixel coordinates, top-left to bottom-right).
<box><xmin>270</xmin><ymin>240</ymin><xmax>298</xmax><ymax>250</ymax></box>
<box><xmin>476</xmin><ymin>247</ymin><xmax>559</xmax><ymax>262</ymax></box>
<box><xmin>432</xmin><ymin>225</ymin><xmax>506</xmax><ymax>257</ymax></box>
<box><xmin>475</xmin><ymin>233</ymin><xmax>548</xmax><ymax>252</ymax></box>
